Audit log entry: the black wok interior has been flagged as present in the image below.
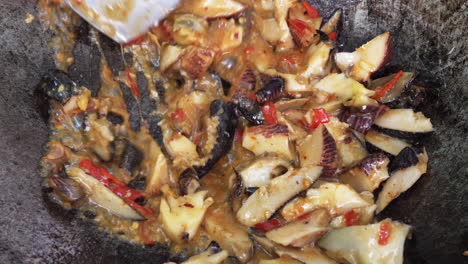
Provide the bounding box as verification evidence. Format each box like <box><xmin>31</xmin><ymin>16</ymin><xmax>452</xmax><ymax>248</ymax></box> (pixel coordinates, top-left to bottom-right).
<box><xmin>0</xmin><ymin>0</ymin><xmax>466</xmax><ymax>263</ymax></box>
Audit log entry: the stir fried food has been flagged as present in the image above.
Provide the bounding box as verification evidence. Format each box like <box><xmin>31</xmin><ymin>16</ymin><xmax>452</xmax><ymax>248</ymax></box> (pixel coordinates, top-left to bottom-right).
<box><xmin>37</xmin><ymin>0</ymin><xmax>434</xmax><ymax>263</ymax></box>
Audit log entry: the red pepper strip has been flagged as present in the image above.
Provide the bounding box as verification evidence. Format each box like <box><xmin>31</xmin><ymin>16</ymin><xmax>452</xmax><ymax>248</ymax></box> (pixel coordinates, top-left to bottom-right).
<box><xmin>371</xmin><ymin>70</ymin><xmax>404</xmax><ymax>100</ymax></box>
<box><xmin>327</xmin><ymin>93</ymin><xmax>337</xmax><ymax>102</ymax></box>
<box><xmin>328</xmin><ymin>31</ymin><xmax>337</xmax><ymax>41</ymax></box>
<box><xmin>261</xmin><ymin>101</ymin><xmax>278</xmax><ymax>125</ymax></box>
<box><xmin>288</xmin><ymin>19</ymin><xmax>310</xmax><ymax>36</ymax></box>
<box><xmin>244</xmin><ymin>46</ymin><xmax>254</xmax><ymax>55</ymax></box>
<box><xmin>235</xmin><ymin>128</ymin><xmax>244</xmax><ymax>141</ymax></box>
<box><xmin>297</xmin><ymin>212</ymin><xmax>312</xmax><ymax>221</ymax></box>
<box><xmin>247</xmin><ymin>91</ymin><xmax>256</xmax><ymax>100</ymax></box>
<box><xmin>298</xmin><ymin>119</ymin><xmax>308</xmax><ymax>129</ymax></box>
<box><xmin>344</xmin><ymin>209</ymin><xmax>360</xmax><ymax>226</ymax></box>
<box><xmin>79</xmin><ymin>159</ymin><xmax>153</xmax><ymax>219</ymax></box>
<box><xmin>171</xmin><ymin>108</ymin><xmax>185</xmax><ymax>122</ymax></box>
<box><xmin>125</xmin><ymin>66</ymin><xmax>140</xmax><ymax>98</ymax></box>
<box><xmin>123</xmin><ymin>35</ymin><xmax>146</xmax><ymax>47</ymax></box>
<box><xmin>281</xmin><ymin>56</ymin><xmax>297</xmax><ymax>64</ymax></box>
<box><xmin>160</xmin><ymin>20</ymin><xmax>173</xmax><ymax>41</ymax></box>
<box><xmin>378</xmin><ymin>221</ymin><xmax>392</xmax><ymax>245</ymax></box>
<box><xmin>308</xmin><ymin>108</ymin><xmax>330</xmax><ymax>131</ymax></box>
<box><xmin>302</xmin><ymin>1</ymin><xmax>321</xmax><ymax>18</ymax></box>
<box><xmin>79</xmin><ymin>159</ymin><xmax>126</xmax><ymax>186</ymax></box>
<box><xmin>254</xmin><ymin>219</ymin><xmax>282</xmax><ymax>232</ymax></box>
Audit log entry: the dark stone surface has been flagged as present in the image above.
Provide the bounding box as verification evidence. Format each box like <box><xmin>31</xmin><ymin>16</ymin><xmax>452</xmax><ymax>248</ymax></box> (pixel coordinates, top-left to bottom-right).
<box><xmin>0</xmin><ymin>0</ymin><xmax>466</xmax><ymax>263</ymax></box>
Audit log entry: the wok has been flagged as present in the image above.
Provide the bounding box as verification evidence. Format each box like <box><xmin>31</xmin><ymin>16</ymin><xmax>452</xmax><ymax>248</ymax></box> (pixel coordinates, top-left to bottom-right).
<box><xmin>0</xmin><ymin>0</ymin><xmax>466</xmax><ymax>263</ymax></box>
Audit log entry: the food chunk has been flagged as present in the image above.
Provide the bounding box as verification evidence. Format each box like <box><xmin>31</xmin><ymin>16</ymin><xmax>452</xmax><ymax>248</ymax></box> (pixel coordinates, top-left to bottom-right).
<box><xmin>160</xmin><ymin>186</ymin><xmax>213</xmax><ymax>242</ymax></box>
<box><xmin>266</xmin><ymin>209</ymin><xmax>331</xmax><ymax>247</ymax></box>
<box><xmin>281</xmin><ymin>182</ymin><xmax>371</xmax><ymax>221</ymax></box>
<box><xmin>242</xmin><ymin>124</ymin><xmax>294</xmax><ymax>159</ymax></box>
<box><xmin>237</xmin><ymin>166</ymin><xmax>322</xmax><ymax>226</ymax></box>
<box><xmin>318</xmin><ymin>220</ymin><xmax>410</xmax><ymax>264</ymax></box>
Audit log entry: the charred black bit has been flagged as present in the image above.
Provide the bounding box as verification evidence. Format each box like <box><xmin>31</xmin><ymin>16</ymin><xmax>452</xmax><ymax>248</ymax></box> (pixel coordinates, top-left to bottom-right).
<box><xmin>83</xmin><ymin>210</ymin><xmax>97</xmax><ymax>219</ymax></box>
<box><xmin>120</xmin><ymin>82</ymin><xmax>141</xmax><ymax>132</ymax></box>
<box><xmin>36</xmin><ymin>69</ymin><xmax>78</xmax><ymax>106</ymax></box>
<box><xmin>365</xmin><ymin>141</ymin><xmax>385</xmax><ymax>154</ymax></box>
<box><xmin>373</xmin><ymin>126</ymin><xmax>432</xmax><ymax>141</ymax></box>
<box><xmin>195</xmin><ymin>100</ymin><xmax>237</xmax><ymax>178</ymax></box>
<box><xmin>388</xmin><ymin>147</ymin><xmax>419</xmax><ymax>174</ymax></box>
<box><xmin>221</xmin><ymin>78</ymin><xmax>232</xmax><ymax>96</ymax></box>
<box><xmin>68</xmin><ymin>22</ymin><xmax>102</xmax><ymax>96</ymax></box>
<box><xmin>244</xmin><ymin>187</ymin><xmax>259</xmax><ymax>195</ymax></box>
<box><xmin>134</xmin><ymin>197</ymin><xmax>147</xmax><ymax>206</ymax></box>
<box><xmin>147</xmin><ymin>114</ymin><xmax>167</xmax><ymax>153</ymax></box>
<box><xmin>207</xmin><ymin>241</ymin><xmax>222</xmax><ymax>253</ymax></box>
<box><xmin>316</xmin><ymin>30</ymin><xmax>329</xmax><ymax>41</ymax></box>
<box><xmin>412</xmin><ymin>142</ymin><xmax>425</xmax><ymax>154</ymax></box>
<box><xmin>137</xmin><ymin>72</ymin><xmax>157</xmax><ymax>120</ymax></box>
<box><xmin>123</xmin><ymin>52</ymin><xmax>133</xmax><ymax>66</ymax></box>
<box><xmin>238</xmin><ymin>96</ymin><xmax>265</xmax><ymax>125</ymax></box>
<box><xmin>155</xmin><ymin>80</ymin><xmax>167</xmax><ymax>104</ymax></box>
<box><xmin>386</xmin><ymin>85</ymin><xmax>427</xmax><ymax>109</ymax></box>
<box><xmin>120</xmin><ymin>141</ymin><xmax>143</xmax><ymax>174</ymax></box>
<box><xmin>107</xmin><ymin>112</ymin><xmax>124</xmax><ymax>125</ymax></box>
<box><xmin>179</xmin><ymin>168</ymin><xmax>201</xmax><ymax>195</ymax></box>
<box><xmin>127</xmin><ymin>177</ymin><xmax>146</xmax><ymax>190</ymax></box>
<box><xmin>255</xmin><ymin>78</ymin><xmax>285</xmax><ymax>104</ymax></box>
<box><xmin>99</xmin><ymin>32</ymin><xmax>125</xmax><ymax>75</ymax></box>
<box><xmin>175</xmin><ymin>78</ymin><xmax>185</xmax><ymax>88</ymax></box>
<box><xmin>227</xmin><ymin>101</ymin><xmax>242</xmax><ymax>118</ymax></box>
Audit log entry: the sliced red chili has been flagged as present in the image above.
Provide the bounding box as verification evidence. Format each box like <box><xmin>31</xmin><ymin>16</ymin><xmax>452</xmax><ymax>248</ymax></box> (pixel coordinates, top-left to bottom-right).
<box><xmin>298</xmin><ymin>119</ymin><xmax>308</xmax><ymax>129</ymax></box>
<box><xmin>344</xmin><ymin>209</ymin><xmax>360</xmax><ymax>226</ymax></box>
<box><xmin>183</xmin><ymin>203</ymin><xmax>194</xmax><ymax>208</ymax></box>
<box><xmin>254</xmin><ymin>219</ymin><xmax>282</xmax><ymax>232</ymax></box>
<box><xmin>235</xmin><ymin>128</ymin><xmax>244</xmax><ymax>141</ymax></box>
<box><xmin>160</xmin><ymin>20</ymin><xmax>173</xmax><ymax>41</ymax></box>
<box><xmin>125</xmin><ymin>66</ymin><xmax>140</xmax><ymax>98</ymax></box>
<box><xmin>328</xmin><ymin>31</ymin><xmax>337</xmax><ymax>41</ymax></box>
<box><xmin>247</xmin><ymin>91</ymin><xmax>256</xmax><ymax>100</ymax></box>
<box><xmin>302</xmin><ymin>1</ymin><xmax>321</xmax><ymax>18</ymax></box>
<box><xmin>371</xmin><ymin>70</ymin><xmax>404</xmax><ymax>100</ymax></box>
<box><xmin>79</xmin><ymin>159</ymin><xmax>125</xmax><ymax>186</ymax></box>
<box><xmin>281</xmin><ymin>56</ymin><xmax>297</xmax><ymax>64</ymax></box>
<box><xmin>123</xmin><ymin>35</ymin><xmax>146</xmax><ymax>46</ymax></box>
<box><xmin>308</xmin><ymin>108</ymin><xmax>330</xmax><ymax>131</ymax></box>
<box><xmin>261</xmin><ymin>101</ymin><xmax>278</xmax><ymax>125</ymax></box>
<box><xmin>288</xmin><ymin>19</ymin><xmax>310</xmax><ymax>36</ymax></box>
<box><xmin>171</xmin><ymin>108</ymin><xmax>185</xmax><ymax>122</ymax></box>
<box><xmin>297</xmin><ymin>212</ymin><xmax>312</xmax><ymax>221</ymax></box>
<box><xmin>327</xmin><ymin>93</ymin><xmax>337</xmax><ymax>102</ymax></box>
<box><xmin>378</xmin><ymin>221</ymin><xmax>392</xmax><ymax>245</ymax></box>
<box><xmin>244</xmin><ymin>46</ymin><xmax>254</xmax><ymax>55</ymax></box>
<box><xmin>79</xmin><ymin>159</ymin><xmax>153</xmax><ymax>219</ymax></box>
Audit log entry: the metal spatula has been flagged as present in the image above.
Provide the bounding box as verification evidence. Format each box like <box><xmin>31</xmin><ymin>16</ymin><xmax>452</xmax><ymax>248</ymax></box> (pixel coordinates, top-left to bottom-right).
<box><xmin>64</xmin><ymin>0</ymin><xmax>181</xmax><ymax>43</ymax></box>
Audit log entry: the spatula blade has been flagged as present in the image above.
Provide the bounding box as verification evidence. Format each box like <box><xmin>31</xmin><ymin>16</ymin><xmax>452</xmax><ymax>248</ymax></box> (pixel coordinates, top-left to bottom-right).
<box><xmin>64</xmin><ymin>0</ymin><xmax>180</xmax><ymax>43</ymax></box>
